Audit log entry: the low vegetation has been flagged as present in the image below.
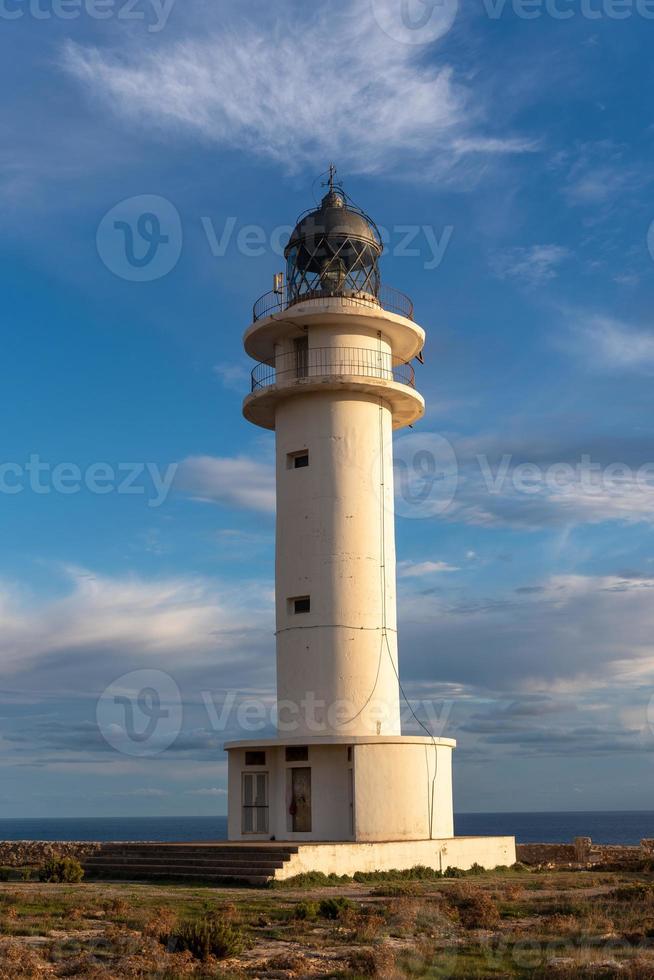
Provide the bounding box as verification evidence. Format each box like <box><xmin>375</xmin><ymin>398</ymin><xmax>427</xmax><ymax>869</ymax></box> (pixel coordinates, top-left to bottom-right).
<box><xmin>1</xmin><ymin>864</ymin><xmax>654</xmax><ymax>976</ymax></box>
<box><xmin>38</xmin><ymin>855</ymin><xmax>84</xmax><ymax>884</ymax></box>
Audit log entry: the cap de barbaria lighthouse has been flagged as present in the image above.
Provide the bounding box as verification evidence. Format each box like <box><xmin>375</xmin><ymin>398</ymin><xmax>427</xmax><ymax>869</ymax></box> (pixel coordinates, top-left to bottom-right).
<box><xmin>225</xmin><ymin>169</ymin><xmax>514</xmax><ymax>876</ymax></box>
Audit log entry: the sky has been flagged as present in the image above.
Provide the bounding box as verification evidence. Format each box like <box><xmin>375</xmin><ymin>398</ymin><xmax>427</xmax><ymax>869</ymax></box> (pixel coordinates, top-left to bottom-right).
<box><xmin>1</xmin><ymin>0</ymin><xmax>654</xmax><ymax>819</ymax></box>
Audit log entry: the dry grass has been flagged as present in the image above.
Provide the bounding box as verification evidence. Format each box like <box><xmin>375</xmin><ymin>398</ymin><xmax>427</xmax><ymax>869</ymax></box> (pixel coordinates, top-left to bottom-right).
<box><xmin>1</xmin><ymin>868</ymin><xmax>654</xmax><ymax>977</ymax></box>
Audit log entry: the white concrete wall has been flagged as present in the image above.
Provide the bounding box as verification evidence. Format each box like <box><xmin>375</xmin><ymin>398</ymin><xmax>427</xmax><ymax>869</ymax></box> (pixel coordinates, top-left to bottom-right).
<box><xmin>228</xmin><ymin>739</ymin><xmax>454</xmax><ymax>843</ymax></box>
<box><xmin>275</xmin><ymin>388</ymin><xmax>401</xmax><ymax>738</ymax></box>
<box><xmin>276</xmin><ymin>837</ymin><xmax>517</xmax><ymax>879</ymax></box>
<box><xmin>354</xmin><ymin>742</ymin><xmax>454</xmax><ymax>841</ymax></box>
<box><xmin>227</xmin><ymin>744</ymin><xmax>353</xmax><ymax>842</ymax></box>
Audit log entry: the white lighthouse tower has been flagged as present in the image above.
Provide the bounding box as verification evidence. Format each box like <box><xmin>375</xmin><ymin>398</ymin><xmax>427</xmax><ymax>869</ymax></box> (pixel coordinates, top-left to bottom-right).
<box><xmin>225</xmin><ymin>171</ymin><xmax>514</xmax><ymax>871</ymax></box>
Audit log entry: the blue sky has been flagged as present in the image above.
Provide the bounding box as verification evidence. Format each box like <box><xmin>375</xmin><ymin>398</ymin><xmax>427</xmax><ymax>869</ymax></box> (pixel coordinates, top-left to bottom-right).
<box><xmin>1</xmin><ymin>0</ymin><xmax>654</xmax><ymax>818</ymax></box>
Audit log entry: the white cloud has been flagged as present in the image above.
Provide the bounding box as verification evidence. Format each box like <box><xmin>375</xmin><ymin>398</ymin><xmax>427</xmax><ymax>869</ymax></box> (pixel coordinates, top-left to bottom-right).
<box><xmin>0</xmin><ymin>566</ymin><xmax>273</xmax><ymax>692</ymax></box>
<box><xmin>489</xmin><ymin>244</ymin><xmax>570</xmax><ymax>286</ymax></box>
<box><xmin>177</xmin><ymin>455</ymin><xmax>275</xmax><ymax>513</ymax></box>
<box><xmin>398</xmin><ymin>560</ymin><xmax>459</xmax><ymax>577</ymax></box>
<box><xmin>60</xmin><ymin>0</ymin><xmax>534</xmax><ymax>179</ymax></box>
<box><xmin>400</xmin><ymin>571</ymin><xmax>654</xmax><ymax>692</ymax></box>
<box><xmin>186</xmin><ymin>787</ymin><xmax>227</xmax><ymax>797</ymax></box>
<box><xmin>213</xmin><ymin>363</ymin><xmax>249</xmax><ymax>392</ymax></box>
<box><xmin>551</xmin><ymin>141</ymin><xmax>648</xmax><ymax>208</ymax></box>
<box><xmin>567</xmin><ymin>314</ymin><xmax>654</xmax><ymax>374</ymax></box>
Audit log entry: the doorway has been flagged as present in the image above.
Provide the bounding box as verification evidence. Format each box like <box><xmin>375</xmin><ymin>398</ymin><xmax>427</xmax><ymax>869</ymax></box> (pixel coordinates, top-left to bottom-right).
<box><xmin>294</xmin><ymin>337</ymin><xmax>308</xmax><ymax>379</ymax></box>
<box><xmin>242</xmin><ymin>771</ymin><xmax>269</xmax><ymax>834</ymax></box>
<box><xmin>291</xmin><ymin>767</ymin><xmax>312</xmax><ymax>832</ymax></box>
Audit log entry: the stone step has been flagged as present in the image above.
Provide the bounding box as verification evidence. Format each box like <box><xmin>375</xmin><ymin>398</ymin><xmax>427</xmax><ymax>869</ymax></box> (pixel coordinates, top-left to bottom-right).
<box><xmin>95</xmin><ymin>845</ymin><xmax>297</xmax><ymax>858</ymax></box>
<box><xmin>85</xmin><ymin>856</ymin><xmax>287</xmax><ymax>870</ymax></box>
<box><xmin>85</xmin><ymin>865</ymin><xmax>271</xmax><ymax>885</ymax></box>
<box><xmin>81</xmin><ymin>842</ymin><xmax>297</xmax><ymax>885</ymax></box>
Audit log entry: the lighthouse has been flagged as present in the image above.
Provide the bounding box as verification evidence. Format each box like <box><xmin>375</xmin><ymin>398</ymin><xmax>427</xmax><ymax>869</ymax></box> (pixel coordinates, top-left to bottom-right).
<box><xmin>225</xmin><ymin>172</ymin><xmax>515</xmax><ymax>870</ymax></box>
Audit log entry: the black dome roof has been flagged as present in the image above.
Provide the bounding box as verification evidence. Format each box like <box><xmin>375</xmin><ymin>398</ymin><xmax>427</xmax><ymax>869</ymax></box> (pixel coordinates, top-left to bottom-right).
<box><xmin>285</xmin><ymin>189</ymin><xmax>383</xmax><ymax>257</ymax></box>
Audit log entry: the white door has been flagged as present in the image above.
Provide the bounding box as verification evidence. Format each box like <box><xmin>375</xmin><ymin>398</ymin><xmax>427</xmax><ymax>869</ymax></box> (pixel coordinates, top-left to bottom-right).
<box><xmin>242</xmin><ymin>772</ymin><xmax>269</xmax><ymax>834</ymax></box>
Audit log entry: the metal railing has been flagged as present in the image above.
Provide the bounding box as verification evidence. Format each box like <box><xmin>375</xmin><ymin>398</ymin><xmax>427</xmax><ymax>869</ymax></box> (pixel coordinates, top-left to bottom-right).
<box><xmin>252</xmin><ymin>283</ymin><xmax>414</xmax><ymax>322</ymax></box>
<box><xmin>251</xmin><ymin>346</ymin><xmax>416</xmax><ymax>392</ymax></box>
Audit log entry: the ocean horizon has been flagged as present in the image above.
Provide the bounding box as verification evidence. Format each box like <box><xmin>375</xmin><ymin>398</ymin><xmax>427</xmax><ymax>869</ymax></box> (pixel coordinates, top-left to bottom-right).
<box><xmin>0</xmin><ymin>811</ymin><xmax>651</xmax><ymax>846</ymax></box>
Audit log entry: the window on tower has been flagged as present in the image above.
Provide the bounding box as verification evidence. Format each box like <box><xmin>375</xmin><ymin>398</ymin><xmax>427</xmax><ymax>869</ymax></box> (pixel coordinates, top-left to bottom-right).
<box><xmin>289</xmin><ymin>595</ymin><xmax>311</xmax><ymax>614</ymax></box>
<box><xmin>287</xmin><ymin>450</ymin><xmax>309</xmax><ymax>469</ymax></box>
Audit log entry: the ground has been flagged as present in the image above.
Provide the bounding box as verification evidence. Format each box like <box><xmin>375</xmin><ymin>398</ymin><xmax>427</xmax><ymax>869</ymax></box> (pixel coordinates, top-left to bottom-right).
<box><xmin>1</xmin><ymin>865</ymin><xmax>654</xmax><ymax>978</ymax></box>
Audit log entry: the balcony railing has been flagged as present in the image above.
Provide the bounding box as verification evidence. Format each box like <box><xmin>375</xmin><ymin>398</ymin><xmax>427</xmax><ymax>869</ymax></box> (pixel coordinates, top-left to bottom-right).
<box><xmin>250</xmin><ymin>347</ymin><xmax>416</xmax><ymax>393</ymax></box>
<box><xmin>252</xmin><ymin>283</ymin><xmax>414</xmax><ymax>323</ymax></box>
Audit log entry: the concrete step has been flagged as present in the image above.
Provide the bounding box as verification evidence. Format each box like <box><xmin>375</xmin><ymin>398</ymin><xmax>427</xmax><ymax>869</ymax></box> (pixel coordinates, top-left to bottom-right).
<box><xmin>81</xmin><ymin>842</ymin><xmax>297</xmax><ymax>885</ymax></box>
<box><xmin>86</xmin><ymin>864</ymin><xmax>272</xmax><ymax>878</ymax></box>
<box><xmin>86</xmin><ymin>866</ymin><xmax>271</xmax><ymax>885</ymax></box>
<box><xmin>94</xmin><ymin>846</ymin><xmax>297</xmax><ymax>858</ymax></box>
<box><xmin>85</xmin><ymin>856</ymin><xmax>287</xmax><ymax>870</ymax></box>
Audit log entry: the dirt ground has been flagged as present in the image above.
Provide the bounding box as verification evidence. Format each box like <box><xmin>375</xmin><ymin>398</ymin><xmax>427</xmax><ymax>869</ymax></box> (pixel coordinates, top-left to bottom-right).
<box><xmin>1</xmin><ymin>865</ymin><xmax>654</xmax><ymax>978</ymax></box>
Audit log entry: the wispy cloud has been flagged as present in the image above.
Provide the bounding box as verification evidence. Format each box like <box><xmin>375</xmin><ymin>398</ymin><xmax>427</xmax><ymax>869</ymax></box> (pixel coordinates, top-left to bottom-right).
<box><xmin>60</xmin><ymin>0</ymin><xmax>535</xmax><ymax>180</ymax></box>
<box><xmin>489</xmin><ymin>244</ymin><xmax>571</xmax><ymax>286</ymax></box>
<box><xmin>551</xmin><ymin>141</ymin><xmax>649</xmax><ymax>209</ymax></box>
<box><xmin>0</xmin><ymin>566</ymin><xmax>273</xmax><ymax>695</ymax></box>
<box><xmin>177</xmin><ymin>455</ymin><xmax>275</xmax><ymax>513</ymax></box>
<box><xmin>398</xmin><ymin>560</ymin><xmax>459</xmax><ymax>577</ymax></box>
<box><xmin>565</xmin><ymin>313</ymin><xmax>654</xmax><ymax>374</ymax></box>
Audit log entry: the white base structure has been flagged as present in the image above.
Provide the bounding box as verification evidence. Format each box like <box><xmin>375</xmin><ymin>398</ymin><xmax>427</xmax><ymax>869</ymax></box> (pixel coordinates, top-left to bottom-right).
<box><xmin>273</xmin><ymin>837</ymin><xmax>516</xmax><ymax>880</ymax></box>
<box><xmin>226</xmin><ymin>736</ymin><xmax>454</xmax><ymax>843</ymax></box>
<box><xmin>226</xmin><ymin>179</ymin><xmax>515</xmax><ymax>872</ymax></box>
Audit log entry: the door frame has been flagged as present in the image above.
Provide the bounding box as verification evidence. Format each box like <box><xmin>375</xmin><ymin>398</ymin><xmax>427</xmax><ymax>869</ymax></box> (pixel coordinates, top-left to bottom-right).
<box><xmin>241</xmin><ymin>770</ymin><xmax>269</xmax><ymax>835</ymax></box>
<box><xmin>288</xmin><ymin>765</ymin><xmax>312</xmax><ymax>833</ymax></box>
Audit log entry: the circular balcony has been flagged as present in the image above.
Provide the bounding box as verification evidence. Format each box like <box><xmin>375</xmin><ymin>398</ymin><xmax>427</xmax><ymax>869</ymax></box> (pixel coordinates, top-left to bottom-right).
<box><xmin>243</xmin><ymin>346</ymin><xmax>424</xmax><ymax>431</ymax></box>
<box><xmin>251</xmin><ymin>346</ymin><xmax>415</xmax><ymax>392</ymax></box>
<box><xmin>252</xmin><ymin>283</ymin><xmax>414</xmax><ymax>323</ymax></box>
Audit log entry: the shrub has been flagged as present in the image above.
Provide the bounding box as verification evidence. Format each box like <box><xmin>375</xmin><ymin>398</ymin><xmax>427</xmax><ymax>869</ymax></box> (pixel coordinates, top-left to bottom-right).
<box><xmin>165</xmin><ymin>915</ymin><xmax>244</xmax><ymax>961</ymax></box>
<box><xmin>372</xmin><ymin>882</ymin><xmax>422</xmax><ymax>897</ymax></box>
<box><xmin>271</xmin><ymin>870</ymin><xmax>351</xmax><ymax>888</ymax></box>
<box><xmin>443</xmin><ymin>866</ymin><xmax>466</xmax><ymax>878</ymax></box>
<box><xmin>293</xmin><ymin>900</ymin><xmax>319</xmax><ymax>920</ymax></box>
<box><xmin>20</xmin><ymin>869</ymin><xmax>33</xmax><ymax>882</ymax></box>
<box><xmin>611</xmin><ymin>883</ymin><xmax>654</xmax><ymax>903</ymax></box>
<box><xmin>38</xmin><ymin>855</ymin><xmax>84</xmax><ymax>883</ymax></box>
<box><xmin>446</xmin><ymin>883</ymin><xmax>500</xmax><ymax>929</ymax></box>
<box><xmin>348</xmin><ymin>946</ymin><xmax>396</xmax><ymax>977</ymax></box>
<box><xmin>318</xmin><ymin>896</ymin><xmax>354</xmax><ymax>920</ymax></box>
<box><xmin>0</xmin><ymin>868</ymin><xmax>10</xmax><ymax>882</ymax></box>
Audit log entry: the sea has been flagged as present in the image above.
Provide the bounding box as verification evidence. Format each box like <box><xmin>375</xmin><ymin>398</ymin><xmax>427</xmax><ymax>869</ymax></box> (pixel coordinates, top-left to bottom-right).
<box><xmin>0</xmin><ymin>812</ymin><xmax>651</xmax><ymax>845</ymax></box>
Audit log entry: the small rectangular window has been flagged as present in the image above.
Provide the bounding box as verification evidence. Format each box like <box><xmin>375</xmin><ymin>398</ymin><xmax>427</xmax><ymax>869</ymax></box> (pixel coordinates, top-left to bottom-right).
<box><xmin>286</xmin><ymin>746</ymin><xmax>309</xmax><ymax>762</ymax></box>
<box><xmin>290</xmin><ymin>596</ymin><xmax>310</xmax><ymax>614</ymax></box>
<box><xmin>287</xmin><ymin>450</ymin><xmax>309</xmax><ymax>469</ymax></box>
<box><xmin>245</xmin><ymin>750</ymin><xmax>266</xmax><ymax>766</ymax></box>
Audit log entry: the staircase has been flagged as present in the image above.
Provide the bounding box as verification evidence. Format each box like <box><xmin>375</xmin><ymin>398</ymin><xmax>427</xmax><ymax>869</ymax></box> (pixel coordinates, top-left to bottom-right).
<box><xmin>83</xmin><ymin>842</ymin><xmax>299</xmax><ymax>886</ymax></box>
